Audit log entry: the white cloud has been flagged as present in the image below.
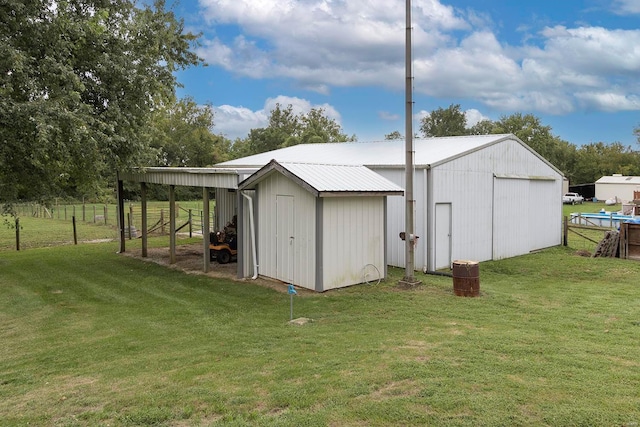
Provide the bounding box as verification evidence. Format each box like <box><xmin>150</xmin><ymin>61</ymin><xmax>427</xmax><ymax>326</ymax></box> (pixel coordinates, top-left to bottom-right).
<box><xmin>464</xmin><ymin>109</ymin><xmax>489</xmax><ymax>126</ymax></box>
<box><xmin>197</xmin><ymin>0</ymin><xmax>640</xmax><ymax>116</ymax></box>
<box><xmin>574</xmin><ymin>92</ymin><xmax>640</xmax><ymax>111</ymax></box>
<box><xmin>379</xmin><ymin>111</ymin><xmax>400</xmax><ymax>121</ymax></box>
<box><xmin>612</xmin><ymin>0</ymin><xmax>640</xmax><ymax>14</ymax></box>
<box><xmin>213</xmin><ymin>96</ymin><xmax>342</xmax><ymax>140</ymax></box>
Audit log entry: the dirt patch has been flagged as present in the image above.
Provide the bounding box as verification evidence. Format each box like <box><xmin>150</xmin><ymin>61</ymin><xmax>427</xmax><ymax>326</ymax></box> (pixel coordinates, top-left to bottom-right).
<box><xmin>121</xmin><ymin>243</ymin><xmax>297</xmax><ymax>294</ymax></box>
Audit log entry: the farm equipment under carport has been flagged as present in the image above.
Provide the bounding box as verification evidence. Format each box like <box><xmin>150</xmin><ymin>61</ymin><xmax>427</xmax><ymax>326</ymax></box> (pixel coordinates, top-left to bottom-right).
<box><xmin>209</xmin><ymin>230</ymin><xmax>237</xmax><ymax>264</ymax></box>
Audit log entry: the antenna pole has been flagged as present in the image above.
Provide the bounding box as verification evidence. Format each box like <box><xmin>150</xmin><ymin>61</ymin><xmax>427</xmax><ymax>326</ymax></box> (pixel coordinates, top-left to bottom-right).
<box><xmin>400</xmin><ymin>0</ymin><xmax>421</xmax><ymax>287</ymax></box>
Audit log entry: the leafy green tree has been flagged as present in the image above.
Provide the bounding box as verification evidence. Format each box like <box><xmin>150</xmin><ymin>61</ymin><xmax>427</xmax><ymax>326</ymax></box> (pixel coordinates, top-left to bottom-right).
<box><xmin>234</xmin><ymin>104</ymin><xmax>355</xmax><ymax>157</ymax></box>
<box><xmin>0</xmin><ymin>0</ymin><xmax>202</xmax><ymax>203</ymax></box>
<box><xmin>145</xmin><ymin>97</ymin><xmax>230</xmax><ymax>167</ymax></box>
<box><xmin>467</xmin><ymin>119</ymin><xmax>496</xmax><ymax>135</ymax></box>
<box><xmin>419</xmin><ymin>104</ymin><xmax>468</xmax><ymax>137</ymax></box>
<box><xmin>384</xmin><ymin>131</ymin><xmax>403</xmax><ymax>140</ymax></box>
<box><xmin>572</xmin><ymin>142</ymin><xmax>640</xmax><ymax>184</ymax></box>
<box><xmin>492</xmin><ymin>113</ymin><xmax>555</xmax><ymax>158</ymax></box>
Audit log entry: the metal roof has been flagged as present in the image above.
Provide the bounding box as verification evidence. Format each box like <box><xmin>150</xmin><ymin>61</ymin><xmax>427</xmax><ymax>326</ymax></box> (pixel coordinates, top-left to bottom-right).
<box><xmin>239</xmin><ymin>160</ymin><xmax>404</xmax><ymax>197</ymax></box>
<box><xmin>596</xmin><ymin>175</ymin><xmax>640</xmax><ymax>185</ymax></box>
<box><xmin>118</xmin><ymin>167</ymin><xmax>253</xmax><ymax>189</ymax></box>
<box><xmin>219</xmin><ymin>134</ymin><xmax>521</xmax><ymax>169</ymax></box>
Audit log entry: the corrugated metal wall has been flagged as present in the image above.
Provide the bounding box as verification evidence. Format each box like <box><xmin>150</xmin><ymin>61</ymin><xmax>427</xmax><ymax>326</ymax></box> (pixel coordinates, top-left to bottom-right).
<box><xmin>430</xmin><ymin>139</ymin><xmax>562</xmax><ymax>267</ymax></box>
<box><xmin>214</xmin><ymin>188</ymin><xmax>237</xmax><ymax>231</ymax></box>
<box><xmin>492</xmin><ymin>177</ymin><xmax>531</xmax><ymax>259</ymax></box>
<box><xmin>370</xmin><ymin>168</ymin><xmax>421</xmax><ymax>269</ymax></box>
<box><xmin>321</xmin><ymin>197</ymin><xmax>386</xmax><ymax>291</ymax></box>
<box><xmin>373</xmin><ymin>139</ymin><xmax>563</xmax><ymax>271</ymax></box>
<box><xmin>529</xmin><ymin>179</ymin><xmax>560</xmax><ymax>251</ymax></box>
<box><xmin>255</xmin><ymin>173</ymin><xmax>317</xmax><ymax>290</ymax></box>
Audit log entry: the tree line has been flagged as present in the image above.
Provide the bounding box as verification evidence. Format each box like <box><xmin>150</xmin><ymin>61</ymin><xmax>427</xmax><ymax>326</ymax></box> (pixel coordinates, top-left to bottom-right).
<box><xmin>388</xmin><ymin>104</ymin><xmax>640</xmax><ymax>187</ymax></box>
<box><xmin>2</xmin><ymin>1</ymin><xmax>639</xmax><ymax>208</ymax></box>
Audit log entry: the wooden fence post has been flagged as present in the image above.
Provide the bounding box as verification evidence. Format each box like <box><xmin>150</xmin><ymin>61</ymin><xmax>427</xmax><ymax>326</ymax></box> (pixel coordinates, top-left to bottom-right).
<box><xmin>15</xmin><ymin>217</ymin><xmax>20</xmax><ymax>251</ymax></box>
<box><xmin>563</xmin><ymin>216</ymin><xmax>568</xmax><ymax>246</ymax></box>
<box><xmin>72</xmin><ymin>216</ymin><xmax>78</xmax><ymax>245</ymax></box>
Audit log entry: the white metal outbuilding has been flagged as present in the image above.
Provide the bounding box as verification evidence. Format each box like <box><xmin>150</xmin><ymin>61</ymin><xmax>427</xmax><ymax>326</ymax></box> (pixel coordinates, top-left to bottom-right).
<box><xmin>595</xmin><ymin>175</ymin><xmax>640</xmax><ymax>202</ymax></box>
<box><xmin>237</xmin><ymin>160</ymin><xmax>403</xmax><ymax>291</ymax></box>
<box><xmin>218</xmin><ymin>134</ymin><xmax>565</xmax><ymax>272</ymax></box>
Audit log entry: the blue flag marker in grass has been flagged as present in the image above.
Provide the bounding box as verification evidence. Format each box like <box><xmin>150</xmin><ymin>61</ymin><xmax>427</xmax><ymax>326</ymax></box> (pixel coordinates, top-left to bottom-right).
<box><xmin>288</xmin><ymin>284</ymin><xmax>297</xmax><ymax>320</ymax></box>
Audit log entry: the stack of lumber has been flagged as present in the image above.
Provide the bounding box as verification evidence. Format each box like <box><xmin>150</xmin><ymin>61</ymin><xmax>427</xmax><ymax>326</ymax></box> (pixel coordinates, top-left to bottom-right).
<box><xmin>593</xmin><ymin>230</ymin><xmax>619</xmax><ymax>258</ymax></box>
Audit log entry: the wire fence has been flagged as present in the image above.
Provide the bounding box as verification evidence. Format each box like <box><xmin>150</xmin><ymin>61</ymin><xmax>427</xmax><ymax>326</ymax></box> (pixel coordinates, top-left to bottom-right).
<box><xmin>3</xmin><ymin>201</ymin><xmax>215</xmax><ymax>250</ymax></box>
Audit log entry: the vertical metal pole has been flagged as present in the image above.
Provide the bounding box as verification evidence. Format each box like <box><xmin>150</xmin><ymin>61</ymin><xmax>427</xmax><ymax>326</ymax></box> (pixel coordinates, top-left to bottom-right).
<box><xmin>401</xmin><ymin>0</ymin><xmax>420</xmax><ymax>286</ymax></box>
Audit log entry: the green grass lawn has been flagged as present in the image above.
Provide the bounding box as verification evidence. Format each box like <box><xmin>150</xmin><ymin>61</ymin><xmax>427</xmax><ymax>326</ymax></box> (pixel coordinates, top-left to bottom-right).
<box><xmin>1</xmin><ymin>239</ymin><xmax>639</xmax><ymax>426</ymax></box>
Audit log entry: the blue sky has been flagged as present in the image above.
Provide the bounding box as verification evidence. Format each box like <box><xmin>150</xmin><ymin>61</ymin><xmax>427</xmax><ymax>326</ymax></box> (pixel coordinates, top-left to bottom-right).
<box><xmin>173</xmin><ymin>0</ymin><xmax>640</xmax><ymax>146</ymax></box>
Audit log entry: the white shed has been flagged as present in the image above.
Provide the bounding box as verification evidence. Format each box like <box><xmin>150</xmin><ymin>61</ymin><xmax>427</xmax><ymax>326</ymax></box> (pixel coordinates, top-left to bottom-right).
<box><xmin>595</xmin><ymin>175</ymin><xmax>640</xmax><ymax>203</ymax></box>
<box><xmin>237</xmin><ymin>160</ymin><xmax>403</xmax><ymax>291</ymax></box>
<box><xmin>219</xmin><ymin>134</ymin><xmax>564</xmax><ymax>273</ymax></box>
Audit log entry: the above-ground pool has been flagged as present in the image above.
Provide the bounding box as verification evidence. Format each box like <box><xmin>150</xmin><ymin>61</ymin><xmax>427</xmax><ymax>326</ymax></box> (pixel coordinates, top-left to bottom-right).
<box><xmin>570</xmin><ymin>211</ymin><xmax>636</xmax><ymax>228</ymax></box>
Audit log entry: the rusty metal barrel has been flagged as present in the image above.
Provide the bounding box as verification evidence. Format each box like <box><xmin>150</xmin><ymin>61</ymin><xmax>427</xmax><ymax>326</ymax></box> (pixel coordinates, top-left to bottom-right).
<box><xmin>452</xmin><ymin>260</ymin><xmax>480</xmax><ymax>297</ymax></box>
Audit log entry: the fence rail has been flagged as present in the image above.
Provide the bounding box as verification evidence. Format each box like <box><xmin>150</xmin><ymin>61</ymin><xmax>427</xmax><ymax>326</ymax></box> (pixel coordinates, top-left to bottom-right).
<box><xmin>12</xmin><ymin>201</ymin><xmax>216</xmax><ymax>239</ymax></box>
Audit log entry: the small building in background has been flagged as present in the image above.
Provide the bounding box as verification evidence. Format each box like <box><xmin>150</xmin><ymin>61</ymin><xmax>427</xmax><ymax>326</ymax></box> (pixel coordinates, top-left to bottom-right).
<box><xmin>595</xmin><ymin>175</ymin><xmax>640</xmax><ymax>203</ymax></box>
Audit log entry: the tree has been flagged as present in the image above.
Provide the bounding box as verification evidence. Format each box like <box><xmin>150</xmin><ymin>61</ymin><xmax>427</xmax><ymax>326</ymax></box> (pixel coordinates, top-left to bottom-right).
<box><xmin>419</xmin><ymin>104</ymin><xmax>467</xmax><ymax>137</ymax></box>
<box><xmin>0</xmin><ymin>0</ymin><xmax>202</xmax><ymax>203</ymax></box>
<box><xmin>467</xmin><ymin>119</ymin><xmax>496</xmax><ymax>135</ymax></box>
<box><xmin>492</xmin><ymin>113</ymin><xmax>555</xmax><ymax>158</ymax></box>
<box><xmin>234</xmin><ymin>104</ymin><xmax>355</xmax><ymax>157</ymax></box>
<box><xmin>572</xmin><ymin>142</ymin><xmax>640</xmax><ymax>185</ymax></box>
<box><xmin>146</xmin><ymin>97</ymin><xmax>230</xmax><ymax>167</ymax></box>
<box><xmin>384</xmin><ymin>131</ymin><xmax>403</xmax><ymax>140</ymax></box>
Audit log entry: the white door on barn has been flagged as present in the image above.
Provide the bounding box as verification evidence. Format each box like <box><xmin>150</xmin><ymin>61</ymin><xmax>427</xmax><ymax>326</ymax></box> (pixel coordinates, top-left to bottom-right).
<box><xmin>435</xmin><ymin>203</ymin><xmax>452</xmax><ymax>269</ymax></box>
<box><xmin>276</xmin><ymin>195</ymin><xmax>295</xmax><ymax>283</ymax></box>
<box><xmin>493</xmin><ymin>177</ymin><xmax>530</xmax><ymax>259</ymax></box>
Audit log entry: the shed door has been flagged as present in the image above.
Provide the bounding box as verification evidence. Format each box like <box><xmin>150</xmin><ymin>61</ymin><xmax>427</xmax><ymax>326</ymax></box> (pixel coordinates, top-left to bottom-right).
<box><xmin>435</xmin><ymin>203</ymin><xmax>452</xmax><ymax>270</ymax></box>
<box><xmin>276</xmin><ymin>195</ymin><xmax>295</xmax><ymax>283</ymax></box>
<box><xmin>493</xmin><ymin>177</ymin><xmax>529</xmax><ymax>259</ymax></box>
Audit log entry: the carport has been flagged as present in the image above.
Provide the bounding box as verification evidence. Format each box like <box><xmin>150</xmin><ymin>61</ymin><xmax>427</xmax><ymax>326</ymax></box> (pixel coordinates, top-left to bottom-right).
<box><xmin>116</xmin><ymin>167</ymin><xmax>250</xmax><ymax>273</ymax></box>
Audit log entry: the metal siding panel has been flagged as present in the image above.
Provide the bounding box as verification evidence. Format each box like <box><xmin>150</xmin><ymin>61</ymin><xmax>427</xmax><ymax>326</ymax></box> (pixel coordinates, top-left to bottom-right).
<box><xmin>322</xmin><ymin>197</ymin><xmax>385</xmax><ymax>290</ymax></box>
<box><xmin>493</xmin><ymin>178</ymin><xmax>530</xmax><ymax>259</ymax></box>
<box><xmin>429</xmin><ymin>166</ymin><xmax>493</xmax><ymax>265</ymax></box>
<box><xmin>215</xmin><ymin>189</ymin><xmax>237</xmax><ymax>231</ymax></box>
<box><xmin>255</xmin><ymin>172</ymin><xmax>316</xmax><ymax>290</ymax></box>
<box><xmin>529</xmin><ymin>180</ymin><xmax>562</xmax><ymax>250</ymax></box>
<box><xmin>369</xmin><ymin>168</ymin><xmax>407</xmax><ymax>268</ymax></box>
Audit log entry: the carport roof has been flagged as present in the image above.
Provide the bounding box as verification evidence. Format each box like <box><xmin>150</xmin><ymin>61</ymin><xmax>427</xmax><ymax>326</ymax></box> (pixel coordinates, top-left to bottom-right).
<box><xmin>118</xmin><ymin>167</ymin><xmax>253</xmax><ymax>189</ymax></box>
<box><xmin>239</xmin><ymin>160</ymin><xmax>404</xmax><ymax>197</ymax></box>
